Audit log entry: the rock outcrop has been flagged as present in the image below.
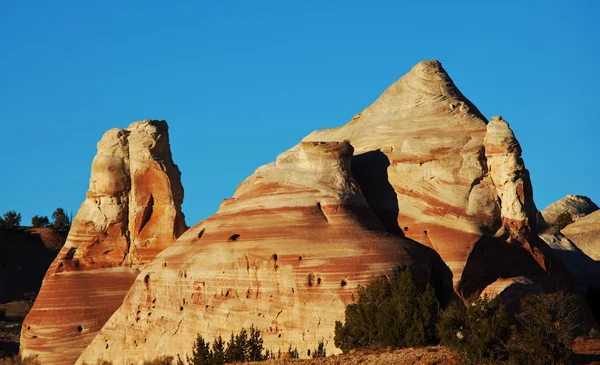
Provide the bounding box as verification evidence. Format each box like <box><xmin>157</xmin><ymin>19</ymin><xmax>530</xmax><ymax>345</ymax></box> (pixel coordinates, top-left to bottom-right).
<box><xmin>538</xmin><ymin>195</ymin><xmax>599</xmax><ymax>232</ymax></box>
<box><xmin>537</xmin><ymin>196</ymin><xmax>600</xmax><ymax>293</ymax></box>
<box><xmin>20</xmin><ymin>120</ymin><xmax>187</xmax><ymax>365</ymax></box>
<box><xmin>303</xmin><ymin>61</ymin><xmax>558</xmax><ymax>301</ymax></box>
<box><xmin>73</xmin><ymin>61</ymin><xmax>577</xmax><ymax>364</ymax></box>
<box><xmin>562</xmin><ymin>210</ymin><xmax>600</xmax><ymax>261</ymax></box>
<box><xmin>76</xmin><ymin>141</ymin><xmax>446</xmax><ymax>364</ymax></box>
<box><xmin>23</xmin><ymin>61</ymin><xmax>585</xmax><ymax>365</ymax></box>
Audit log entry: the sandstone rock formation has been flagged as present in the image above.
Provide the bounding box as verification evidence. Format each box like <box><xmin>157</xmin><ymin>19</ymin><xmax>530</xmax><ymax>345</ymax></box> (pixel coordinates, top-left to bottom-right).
<box><xmin>562</xmin><ymin>210</ymin><xmax>600</xmax><ymax>261</ymax></box>
<box><xmin>20</xmin><ymin>120</ymin><xmax>187</xmax><ymax>365</ymax></box>
<box><xmin>303</xmin><ymin>61</ymin><xmax>558</xmax><ymax>301</ymax></box>
<box><xmin>537</xmin><ymin>196</ymin><xmax>599</xmax><ymax>293</ymax></box>
<box><xmin>74</xmin><ymin>61</ymin><xmax>576</xmax><ymax>364</ymax></box>
<box><xmin>76</xmin><ymin>141</ymin><xmax>447</xmax><ymax>364</ymax></box>
<box><xmin>538</xmin><ymin>195</ymin><xmax>599</xmax><ymax>232</ymax></box>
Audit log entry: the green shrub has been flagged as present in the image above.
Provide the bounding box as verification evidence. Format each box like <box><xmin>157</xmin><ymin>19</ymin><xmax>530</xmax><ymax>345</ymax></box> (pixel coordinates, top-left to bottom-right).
<box><xmin>311</xmin><ymin>339</ymin><xmax>327</xmax><ymax>358</ymax></box>
<box><xmin>31</xmin><ymin>215</ymin><xmax>50</xmax><ymax>228</ymax></box>
<box><xmin>334</xmin><ymin>268</ymin><xmax>440</xmax><ymax>352</ymax></box>
<box><xmin>287</xmin><ymin>344</ymin><xmax>299</xmax><ymax>359</ymax></box>
<box><xmin>180</xmin><ymin>325</ymin><xmax>270</xmax><ymax>365</ymax></box>
<box><xmin>438</xmin><ymin>296</ymin><xmax>510</xmax><ymax>363</ymax></box>
<box><xmin>554</xmin><ymin>211</ymin><xmax>574</xmax><ymax>231</ymax></box>
<box><xmin>0</xmin><ymin>210</ymin><xmax>21</xmax><ymax>229</ymax></box>
<box><xmin>509</xmin><ymin>292</ymin><xmax>579</xmax><ymax>365</ymax></box>
<box><xmin>51</xmin><ymin>207</ymin><xmax>71</xmax><ymax>230</ymax></box>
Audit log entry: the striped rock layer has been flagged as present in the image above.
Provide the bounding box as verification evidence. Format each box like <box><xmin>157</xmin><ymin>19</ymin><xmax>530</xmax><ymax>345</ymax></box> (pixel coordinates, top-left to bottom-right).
<box><xmin>75</xmin><ymin>61</ymin><xmax>573</xmax><ymax>364</ymax></box>
<box><xmin>76</xmin><ymin>141</ymin><xmax>447</xmax><ymax>364</ymax></box>
<box><xmin>20</xmin><ymin>120</ymin><xmax>187</xmax><ymax>365</ymax></box>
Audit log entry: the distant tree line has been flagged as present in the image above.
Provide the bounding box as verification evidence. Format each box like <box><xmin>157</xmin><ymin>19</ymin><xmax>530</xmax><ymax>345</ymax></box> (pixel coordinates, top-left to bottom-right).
<box><xmin>0</xmin><ymin>208</ymin><xmax>71</xmax><ymax>230</ymax></box>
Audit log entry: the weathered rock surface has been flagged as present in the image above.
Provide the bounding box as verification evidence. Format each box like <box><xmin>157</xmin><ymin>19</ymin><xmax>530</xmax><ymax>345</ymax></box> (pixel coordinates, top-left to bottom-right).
<box><xmin>303</xmin><ymin>61</ymin><xmax>557</xmax><ymax>301</ymax></box>
<box><xmin>562</xmin><ymin>210</ymin><xmax>600</xmax><ymax>261</ymax></box>
<box><xmin>537</xmin><ymin>196</ymin><xmax>600</xmax><ymax>293</ymax></box>
<box><xmin>538</xmin><ymin>195</ymin><xmax>599</xmax><ymax>232</ymax></box>
<box><xmin>20</xmin><ymin>120</ymin><xmax>186</xmax><ymax>365</ymax></box>
<box><xmin>539</xmin><ymin>232</ymin><xmax>600</xmax><ymax>293</ymax></box>
<box><xmin>76</xmin><ymin>141</ymin><xmax>446</xmax><ymax>364</ymax></box>
<box><xmin>74</xmin><ymin>61</ymin><xmax>576</xmax><ymax>364</ymax></box>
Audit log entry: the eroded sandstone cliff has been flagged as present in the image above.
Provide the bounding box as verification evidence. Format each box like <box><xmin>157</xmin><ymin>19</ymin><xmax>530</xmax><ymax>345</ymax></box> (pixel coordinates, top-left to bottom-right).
<box><xmin>20</xmin><ymin>120</ymin><xmax>187</xmax><ymax>365</ymax></box>
<box><xmin>73</xmin><ymin>61</ymin><xmax>577</xmax><ymax>364</ymax></box>
<box><xmin>75</xmin><ymin>141</ymin><xmax>446</xmax><ymax>364</ymax></box>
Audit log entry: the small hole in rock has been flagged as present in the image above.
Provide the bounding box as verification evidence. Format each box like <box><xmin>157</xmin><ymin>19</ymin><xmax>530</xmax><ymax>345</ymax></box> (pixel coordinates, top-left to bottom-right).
<box><xmin>278</xmin><ymin>334</ymin><xmax>282</xmax><ymax>338</ymax></box>
<box><xmin>404</xmin><ymin>227</ymin><xmax>409</xmax><ymax>231</ymax></box>
<box><xmin>272</xmin><ymin>253</ymin><xmax>278</xmax><ymax>261</ymax></box>
<box><xmin>77</xmin><ymin>325</ymin><xmax>83</xmax><ymax>333</ymax></box>
<box><xmin>317</xmin><ymin>278</ymin><xmax>322</xmax><ymax>285</ymax></box>
<box><xmin>229</xmin><ymin>234</ymin><xmax>240</xmax><ymax>241</ymax></box>
<box><xmin>144</xmin><ymin>274</ymin><xmax>150</xmax><ymax>286</ymax></box>
<box><xmin>298</xmin><ymin>256</ymin><xmax>302</xmax><ymax>260</ymax></box>
<box><xmin>424</xmin><ymin>230</ymin><xmax>428</xmax><ymax>235</ymax></box>
<box><xmin>341</xmin><ymin>279</ymin><xmax>347</xmax><ymax>287</ymax></box>
<box><xmin>197</xmin><ymin>228</ymin><xmax>205</xmax><ymax>239</ymax></box>
<box><xmin>180</xmin><ymin>306</ymin><xmax>184</xmax><ymax>311</ymax></box>
<box><xmin>105</xmin><ymin>344</ymin><xmax>109</xmax><ymax>349</ymax></box>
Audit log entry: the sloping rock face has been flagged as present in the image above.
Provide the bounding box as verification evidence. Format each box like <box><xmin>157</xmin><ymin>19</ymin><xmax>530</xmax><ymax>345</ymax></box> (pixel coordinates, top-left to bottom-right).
<box><xmin>303</xmin><ymin>61</ymin><xmax>558</xmax><ymax>301</ymax></box>
<box><xmin>562</xmin><ymin>210</ymin><xmax>600</xmax><ymax>261</ymax></box>
<box><xmin>76</xmin><ymin>141</ymin><xmax>446</xmax><ymax>364</ymax></box>
<box><xmin>538</xmin><ymin>196</ymin><xmax>599</xmax><ymax>293</ymax></box>
<box><xmin>538</xmin><ymin>195</ymin><xmax>599</xmax><ymax>232</ymax></box>
<box><xmin>20</xmin><ymin>120</ymin><xmax>187</xmax><ymax>365</ymax></box>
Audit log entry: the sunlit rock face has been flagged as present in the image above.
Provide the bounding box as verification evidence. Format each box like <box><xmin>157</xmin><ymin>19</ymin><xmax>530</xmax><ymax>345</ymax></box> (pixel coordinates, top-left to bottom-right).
<box><xmin>76</xmin><ymin>141</ymin><xmax>445</xmax><ymax>364</ymax></box>
<box><xmin>538</xmin><ymin>195</ymin><xmax>599</xmax><ymax>232</ymax></box>
<box><xmin>561</xmin><ymin>210</ymin><xmax>600</xmax><ymax>261</ymax></box>
<box><xmin>302</xmin><ymin>61</ymin><xmax>560</xmax><ymax>301</ymax></box>
<box><xmin>28</xmin><ymin>61</ymin><xmax>579</xmax><ymax>364</ymax></box>
<box><xmin>537</xmin><ymin>196</ymin><xmax>600</xmax><ymax>293</ymax></box>
<box><xmin>20</xmin><ymin>120</ymin><xmax>187</xmax><ymax>365</ymax></box>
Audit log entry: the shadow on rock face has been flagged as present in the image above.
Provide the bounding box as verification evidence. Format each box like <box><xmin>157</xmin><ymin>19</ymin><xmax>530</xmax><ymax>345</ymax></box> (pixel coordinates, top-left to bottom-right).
<box><xmin>350</xmin><ymin>150</ymin><xmax>455</xmax><ymax>307</ymax></box>
<box><xmin>351</xmin><ymin>150</ymin><xmax>403</xmax><ymax>236</ymax></box>
<box><xmin>458</xmin><ymin>236</ymin><xmax>548</xmax><ymax>302</ymax></box>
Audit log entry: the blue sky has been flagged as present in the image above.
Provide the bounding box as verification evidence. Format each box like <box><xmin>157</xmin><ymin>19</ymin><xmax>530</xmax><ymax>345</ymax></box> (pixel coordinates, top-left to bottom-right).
<box><xmin>1</xmin><ymin>1</ymin><xmax>598</xmax><ymax>226</ymax></box>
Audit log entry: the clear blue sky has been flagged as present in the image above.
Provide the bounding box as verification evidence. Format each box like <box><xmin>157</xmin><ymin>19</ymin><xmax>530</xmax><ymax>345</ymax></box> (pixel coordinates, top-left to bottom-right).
<box><xmin>1</xmin><ymin>1</ymin><xmax>598</xmax><ymax>226</ymax></box>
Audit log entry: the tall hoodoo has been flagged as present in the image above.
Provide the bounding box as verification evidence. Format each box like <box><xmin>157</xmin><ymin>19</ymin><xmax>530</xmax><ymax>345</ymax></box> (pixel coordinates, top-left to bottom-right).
<box><xmin>483</xmin><ymin>115</ymin><xmax>537</xmax><ymax>236</ymax></box>
<box><xmin>20</xmin><ymin>120</ymin><xmax>187</xmax><ymax>365</ymax></box>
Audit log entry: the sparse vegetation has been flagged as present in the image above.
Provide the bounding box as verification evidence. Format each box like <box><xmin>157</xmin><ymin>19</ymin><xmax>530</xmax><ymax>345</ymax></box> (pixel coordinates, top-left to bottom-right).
<box><xmin>0</xmin><ymin>210</ymin><xmax>21</xmax><ymax>229</ymax></box>
<box><xmin>554</xmin><ymin>211</ymin><xmax>574</xmax><ymax>231</ymax></box>
<box><xmin>438</xmin><ymin>296</ymin><xmax>510</xmax><ymax>363</ymax></box>
<box><xmin>311</xmin><ymin>339</ymin><xmax>327</xmax><ymax>358</ymax></box>
<box><xmin>51</xmin><ymin>208</ymin><xmax>71</xmax><ymax>231</ymax></box>
<box><xmin>178</xmin><ymin>325</ymin><xmax>273</xmax><ymax>365</ymax></box>
<box><xmin>334</xmin><ymin>268</ymin><xmax>440</xmax><ymax>352</ymax></box>
<box><xmin>31</xmin><ymin>215</ymin><xmax>50</xmax><ymax>228</ymax></box>
<box><xmin>1</xmin><ymin>354</ymin><xmax>40</xmax><ymax>365</ymax></box>
<box><xmin>508</xmin><ymin>292</ymin><xmax>580</xmax><ymax>365</ymax></box>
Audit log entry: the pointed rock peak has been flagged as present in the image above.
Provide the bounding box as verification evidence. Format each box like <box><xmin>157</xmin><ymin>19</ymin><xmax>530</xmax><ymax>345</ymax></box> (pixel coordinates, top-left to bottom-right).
<box><xmin>359</xmin><ymin>60</ymin><xmax>485</xmax><ymax>121</ymax></box>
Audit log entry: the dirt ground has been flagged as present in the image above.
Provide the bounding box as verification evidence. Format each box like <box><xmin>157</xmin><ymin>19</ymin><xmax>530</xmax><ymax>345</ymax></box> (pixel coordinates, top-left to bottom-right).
<box><xmin>244</xmin><ymin>346</ymin><xmax>462</xmax><ymax>365</ymax></box>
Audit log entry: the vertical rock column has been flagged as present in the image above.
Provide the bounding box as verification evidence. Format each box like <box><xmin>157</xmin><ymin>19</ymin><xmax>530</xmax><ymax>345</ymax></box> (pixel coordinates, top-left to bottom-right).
<box><xmin>20</xmin><ymin>120</ymin><xmax>186</xmax><ymax>365</ymax></box>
